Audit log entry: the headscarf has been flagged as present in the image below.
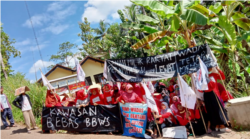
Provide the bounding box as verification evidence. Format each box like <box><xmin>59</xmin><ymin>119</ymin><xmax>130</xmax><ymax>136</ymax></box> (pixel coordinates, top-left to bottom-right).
<box><xmin>90</xmin><ymin>88</ymin><xmax>99</xmax><ymax>96</ymax></box>
<box><xmin>113</xmin><ymin>85</ymin><xmax>119</xmax><ymax>93</ymax></box>
<box><xmin>161</xmin><ymin>102</ymin><xmax>171</xmax><ymax>114</ymax></box>
<box><xmin>161</xmin><ymin>102</ymin><xmax>172</xmax><ymax>123</ymax></box>
<box><xmin>75</xmin><ymin>89</ymin><xmax>88</xmax><ymax>103</ymax></box>
<box><xmin>174</xmin><ymin>102</ymin><xmax>186</xmax><ymax>118</ymax></box>
<box><xmin>45</xmin><ymin>90</ymin><xmax>60</xmax><ymax>106</ymax></box>
<box><xmin>121</xmin><ymin>84</ymin><xmax>138</xmax><ymax>102</ymax></box>
<box><xmin>121</xmin><ymin>82</ymin><xmax>127</xmax><ymax>91</ymax></box>
<box><xmin>172</xmin><ymin>96</ymin><xmax>180</xmax><ymax>103</ymax></box>
<box><xmin>103</xmin><ymin>84</ymin><xmax>112</xmax><ymax>93</ymax></box>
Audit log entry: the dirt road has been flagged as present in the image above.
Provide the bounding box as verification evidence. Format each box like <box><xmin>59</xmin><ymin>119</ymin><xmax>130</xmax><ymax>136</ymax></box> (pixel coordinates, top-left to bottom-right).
<box><xmin>1</xmin><ymin>124</ymin><xmax>250</xmax><ymax>139</ymax></box>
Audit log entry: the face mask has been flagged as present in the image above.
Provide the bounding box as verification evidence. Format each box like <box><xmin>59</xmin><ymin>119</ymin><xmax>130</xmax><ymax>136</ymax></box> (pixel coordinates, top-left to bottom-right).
<box><xmin>208</xmin><ymin>71</ymin><xmax>212</xmax><ymax>74</ymax></box>
<box><xmin>114</xmin><ymin>90</ymin><xmax>119</xmax><ymax>93</ymax></box>
<box><xmin>160</xmin><ymin>99</ymin><xmax>163</xmax><ymax>101</ymax></box>
<box><xmin>127</xmin><ymin>90</ymin><xmax>133</xmax><ymax>93</ymax></box>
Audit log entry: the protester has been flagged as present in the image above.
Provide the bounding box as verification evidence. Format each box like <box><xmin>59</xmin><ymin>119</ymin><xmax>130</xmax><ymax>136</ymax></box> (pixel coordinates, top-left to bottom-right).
<box><xmin>156</xmin><ymin>102</ymin><xmax>178</xmax><ymax>129</ymax></box>
<box><xmin>199</xmin><ymin>67</ymin><xmax>230</xmax><ymax>133</ymax></box>
<box><xmin>89</xmin><ymin>88</ymin><xmax>105</xmax><ymax>105</ymax></box>
<box><xmin>45</xmin><ymin>90</ymin><xmax>62</xmax><ymax>107</ymax></box>
<box><xmin>111</xmin><ymin>85</ymin><xmax>120</xmax><ymax>104</ymax></box>
<box><xmin>131</xmin><ymin>83</ymin><xmax>144</xmax><ymax>100</ymax></box>
<box><xmin>170</xmin><ymin>96</ymin><xmax>180</xmax><ymax>114</ymax></box>
<box><xmin>13</xmin><ymin>91</ymin><xmax>38</xmax><ymax>133</ymax></box>
<box><xmin>118</xmin><ymin>84</ymin><xmax>144</xmax><ymax>104</ymax></box>
<box><xmin>146</xmin><ymin>108</ymin><xmax>158</xmax><ymax>139</ymax></box>
<box><xmin>167</xmin><ymin>79</ymin><xmax>175</xmax><ymax>93</ymax></box>
<box><xmin>75</xmin><ymin>89</ymin><xmax>89</xmax><ymax>108</ymax></box>
<box><xmin>174</xmin><ymin>84</ymin><xmax>180</xmax><ymax>97</ymax></box>
<box><xmin>1</xmin><ymin>86</ymin><xmax>17</xmax><ymax>129</ymax></box>
<box><xmin>103</xmin><ymin>84</ymin><xmax>113</xmax><ymax>105</ymax></box>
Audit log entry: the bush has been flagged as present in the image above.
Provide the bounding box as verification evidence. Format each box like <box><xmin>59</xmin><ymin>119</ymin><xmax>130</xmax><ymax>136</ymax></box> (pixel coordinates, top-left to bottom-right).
<box><xmin>1</xmin><ymin>72</ymin><xmax>46</xmax><ymax>127</ymax></box>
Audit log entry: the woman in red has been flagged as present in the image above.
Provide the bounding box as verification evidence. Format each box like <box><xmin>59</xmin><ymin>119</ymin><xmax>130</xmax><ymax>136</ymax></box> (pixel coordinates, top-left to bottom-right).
<box><xmin>103</xmin><ymin>84</ymin><xmax>113</xmax><ymax>105</ymax></box>
<box><xmin>45</xmin><ymin>89</ymin><xmax>62</xmax><ymax>107</ymax></box>
<box><xmin>201</xmin><ymin>67</ymin><xmax>230</xmax><ymax>133</ymax></box>
<box><xmin>118</xmin><ymin>84</ymin><xmax>144</xmax><ymax>104</ymax></box>
<box><xmin>111</xmin><ymin>85</ymin><xmax>120</xmax><ymax>104</ymax></box>
<box><xmin>75</xmin><ymin>89</ymin><xmax>89</xmax><ymax>108</ymax></box>
<box><xmin>170</xmin><ymin>96</ymin><xmax>180</xmax><ymax>114</ymax></box>
<box><xmin>89</xmin><ymin>88</ymin><xmax>105</xmax><ymax>105</ymax></box>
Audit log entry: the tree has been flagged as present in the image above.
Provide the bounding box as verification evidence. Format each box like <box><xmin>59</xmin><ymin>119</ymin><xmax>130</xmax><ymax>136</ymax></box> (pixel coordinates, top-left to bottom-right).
<box><xmin>49</xmin><ymin>41</ymin><xmax>77</xmax><ymax>68</ymax></box>
<box><xmin>1</xmin><ymin>25</ymin><xmax>21</xmax><ymax>80</ymax></box>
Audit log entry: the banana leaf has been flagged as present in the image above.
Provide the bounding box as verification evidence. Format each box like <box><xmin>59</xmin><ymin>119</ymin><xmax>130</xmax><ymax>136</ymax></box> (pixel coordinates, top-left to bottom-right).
<box><xmin>136</xmin><ymin>14</ymin><xmax>160</xmax><ymax>25</ymax></box>
<box><xmin>130</xmin><ymin>0</ymin><xmax>175</xmax><ymax>18</ymax></box>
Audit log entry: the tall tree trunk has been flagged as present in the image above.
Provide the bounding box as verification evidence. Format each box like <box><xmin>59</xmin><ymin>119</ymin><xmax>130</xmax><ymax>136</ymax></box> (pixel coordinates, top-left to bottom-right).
<box><xmin>0</xmin><ymin>52</ymin><xmax>8</xmax><ymax>80</ymax></box>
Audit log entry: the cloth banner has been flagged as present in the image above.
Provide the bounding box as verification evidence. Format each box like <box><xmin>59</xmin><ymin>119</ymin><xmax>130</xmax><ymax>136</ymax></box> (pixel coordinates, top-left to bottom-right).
<box><xmin>42</xmin><ymin>105</ymin><xmax>122</xmax><ymax>132</ymax></box>
<box><xmin>178</xmin><ymin>75</ymin><xmax>197</xmax><ymax>109</ymax></box>
<box><xmin>196</xmin><ymin>58</ymin><xmax>209</xmax><ymax>90</ymax></box>
<box><xmin>141</xmin><ymin>83</ymin><xmax>159</xmax><ymax>114</ymax></box>
<box><xmin>104</xmin><ymin>44</ymin><xmax>217</xmax><ymax>82</ymax></box>
<box><xmin>68</xmin><ymin>82</ymin><xmax>86</xmax><ymax>91</ymax></box>
<box><xmin>74</xmin><ymin>58</ymin><xmax>86</xmax><ymax>82</ymax></box>
<box><xmin>120</xmin><ymin>103</ymin><xmax>147</xmax><ymax>138</ymax></box>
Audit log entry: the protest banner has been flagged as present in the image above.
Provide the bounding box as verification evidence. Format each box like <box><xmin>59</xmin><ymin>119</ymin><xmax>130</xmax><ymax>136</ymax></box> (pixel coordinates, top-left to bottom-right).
<box><xmin>104</xmin><ymin>44</ymin><xmax>217</xmax><ymax>82</ymax></box>
<box><xmin>42</xmin><ymin>105</ymin><xmax>122</xmax><ymax>132</ymax></box>
<box><xmin>196</xmin><ymin>58</ymin><xmax>209</xmax><ymax>90</ymax></box>
<box><xmin>74</xmin><ymin>58</ymin><xmax>86</xmax><ymax>82</ymax></box>
<box><xmin>68</xmin><ymin>82</ymin><xmax>86</xmax><ymax>91</ymax></box>
<box><xmin>120</xmin><ymin>103</ymin><xmax>147</xmax><ymax>138</ymax></box>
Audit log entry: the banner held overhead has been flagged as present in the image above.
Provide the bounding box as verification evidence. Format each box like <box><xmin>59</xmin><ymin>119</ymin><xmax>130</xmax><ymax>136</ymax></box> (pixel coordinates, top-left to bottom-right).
<box><xmin>104</xmin><ymin>44</ymin><xmax>217</xmax><ymax>82</ymax></box>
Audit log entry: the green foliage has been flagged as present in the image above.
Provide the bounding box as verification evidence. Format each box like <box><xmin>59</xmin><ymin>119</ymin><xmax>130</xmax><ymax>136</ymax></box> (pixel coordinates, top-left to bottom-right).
<box><xmin>49</xmin><ymin>41</ymin><xmax>77</xmax><ymax>68</ymax></box>
<box><xmin>1</xmin><ymin>25</ymin><xmax>21</xmax><ymax>80</ymax></box>
<box><xmin>1</xmin><ymin>72</ymin><xmax>46</xmax><ymax>127</ymax></box>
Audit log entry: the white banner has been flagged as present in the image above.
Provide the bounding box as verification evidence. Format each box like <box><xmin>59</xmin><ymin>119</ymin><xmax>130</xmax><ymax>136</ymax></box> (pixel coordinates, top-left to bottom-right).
<box><xmin>41</xmin><ymin>72</ymin><xmax>54</xmax><ymax>90</ymax></box>
<box><xmin>74</xmin><ymin>58</ymin><xmax>85</xmax><ymax>82</ymax></box>
<box><xmin>178</xmin><ymin>75</ymin><xmax>196</xmax><ymax>109</ymax></box>
<box><xmin>141</xmin><ymin>83</ymin><xmax>159</xmax><ymax>114</ymax></box>
<box><xmin>162</xmin><ymin>126</ymin><xmax>187</xmax><ymax>138</ymax></box>
<box><xmin>195</xmin><ymin>58</ymin><xmax>209</xmax><ymax>90</ymax></box>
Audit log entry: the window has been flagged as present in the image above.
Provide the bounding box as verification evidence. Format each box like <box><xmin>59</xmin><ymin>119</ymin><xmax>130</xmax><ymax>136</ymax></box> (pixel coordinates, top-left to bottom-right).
<box><xmin>67</xmin><ymin>77</ymin><xmax>76</xmax><ymax>85</ymax></box>
<box><xmin>94</xmin><ymin>73</ymin><xmax>103</xmax><ymax>84</ymax></box>
<box><xmin>85</xmin><ymin>76</ymin><xmax>92</xmax><ymax>86</ymax></box>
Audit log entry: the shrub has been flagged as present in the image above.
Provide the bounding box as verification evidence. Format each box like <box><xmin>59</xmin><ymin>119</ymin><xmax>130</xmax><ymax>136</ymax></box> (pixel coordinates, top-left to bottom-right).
<box><xmin>1</xmin><ymin>72</ymin><xmax>46</xmax><ymax>127</ymax></box>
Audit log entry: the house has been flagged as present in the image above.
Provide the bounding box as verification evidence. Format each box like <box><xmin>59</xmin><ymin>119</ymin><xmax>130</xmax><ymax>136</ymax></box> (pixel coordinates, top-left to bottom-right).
<box><xmin>37</xmin><ymin>56</ymin><xmax>104</xmax><ymax>92</ymax></box>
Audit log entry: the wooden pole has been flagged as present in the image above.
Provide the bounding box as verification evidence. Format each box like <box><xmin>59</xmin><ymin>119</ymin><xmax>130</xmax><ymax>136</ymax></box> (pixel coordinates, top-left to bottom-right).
<box><xmin>39</xmin><ymin>68</ymin><xmax>58</xmax><ymax>102</ymax></box>
<box><xmin>178</xmin><ymin>73</ymin><xmax>196</xmax><ymax>138</ymax></box>
<box><xmin>0</xmin><ymin>52</ymin><xmax>8</xmax><ymax>80</ymax></box>
<box><xmin>118</xmin><ymin>103</ymin><xmax>124</xmax><ymax>133</ymax></box>
<box><xmin>214</xmin><ymin>92</ymin><xmax>229</xmax><ymax>126</ymax></box>
<box><xmin>152</xmin><ymin>112</ymin><xmax>162</xmax><ymax>137</ymax></box>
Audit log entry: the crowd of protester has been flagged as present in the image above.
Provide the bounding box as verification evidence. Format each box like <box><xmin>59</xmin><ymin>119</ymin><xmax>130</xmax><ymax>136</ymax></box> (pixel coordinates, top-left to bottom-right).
<box><xmin>1</xmin><ymin>66</ymin><xmax>234</xmax><ymax>137</ymax></box>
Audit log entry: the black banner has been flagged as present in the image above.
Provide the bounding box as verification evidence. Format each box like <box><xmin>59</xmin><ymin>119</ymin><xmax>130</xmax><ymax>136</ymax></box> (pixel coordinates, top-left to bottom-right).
<box><xmin>42</xmin><ymin>105</ymin><xmax>122</xmax><ymax>132</ymax></box>
<box><xmin>105</xmin><ymin>44</ymin><xmax>217</xmax><ymax>82</ymax></box>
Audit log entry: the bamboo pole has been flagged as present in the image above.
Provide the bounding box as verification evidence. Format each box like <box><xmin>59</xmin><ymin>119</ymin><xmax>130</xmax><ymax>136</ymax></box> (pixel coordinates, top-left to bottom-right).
<box><xmin>214</xmin><ymin>92</ymin><xmax>229</xmax><ymax>126</ymax></box>
<box><xmin>0</xmin><ymin>52</ymin><xmax>8</xmax><ymax>80</ymax></box>
<box><xmin>152</xmin><ymin>112</ymin><xmax>162</xmax><ymax>137</ymax></box>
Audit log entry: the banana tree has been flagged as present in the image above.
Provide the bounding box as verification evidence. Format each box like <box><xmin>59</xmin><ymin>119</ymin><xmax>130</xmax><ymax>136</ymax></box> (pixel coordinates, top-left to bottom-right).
<box><xmin>128</xmin><ymin>0</ymin><xmax>216</xmax><ymax>51</ymax></box>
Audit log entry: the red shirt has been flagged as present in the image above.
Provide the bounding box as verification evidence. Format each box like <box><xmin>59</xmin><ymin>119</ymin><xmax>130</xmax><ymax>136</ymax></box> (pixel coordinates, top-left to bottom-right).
<box><xmin>103</xmin><ymin>91</ymin><xmax>113</xmax><ymax>105</ymax></box>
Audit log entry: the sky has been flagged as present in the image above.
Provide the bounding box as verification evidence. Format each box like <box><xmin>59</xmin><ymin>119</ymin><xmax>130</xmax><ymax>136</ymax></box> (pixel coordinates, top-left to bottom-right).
<box><xmin>1</xmin><ymin>0</ymin><xmax>131</xmax><ymax>83</ymax></box>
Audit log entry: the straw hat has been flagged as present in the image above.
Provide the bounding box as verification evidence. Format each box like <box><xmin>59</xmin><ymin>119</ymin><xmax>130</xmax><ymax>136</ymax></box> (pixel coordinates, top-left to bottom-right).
<box><xmin>88</xmin><ymin>84</ymin><xmax>101</xmax><ymax>91</ymax></box>
<box><xmin>15</xmin><ymin>86</ymin><xmax>30</xmax><ymax>96</ymax></box>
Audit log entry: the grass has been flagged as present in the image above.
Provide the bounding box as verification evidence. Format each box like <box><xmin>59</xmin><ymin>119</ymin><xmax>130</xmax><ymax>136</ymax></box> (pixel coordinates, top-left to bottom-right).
<box><xmin>1</xmin><ymin>72</ymin><xmax>47</xmax><ymax>127</ymax></box>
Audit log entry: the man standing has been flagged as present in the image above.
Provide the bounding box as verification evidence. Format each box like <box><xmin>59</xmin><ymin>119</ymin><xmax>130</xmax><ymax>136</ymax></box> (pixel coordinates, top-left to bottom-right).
<box><xmin>0</xmin><ymin>86</ymin><xmax>17</xmax><ymax>129</ymax></box>
<box><xmin>13</xmin><ymin>91</ymin><xmax>38</xmax><ymax>133</ymax></box>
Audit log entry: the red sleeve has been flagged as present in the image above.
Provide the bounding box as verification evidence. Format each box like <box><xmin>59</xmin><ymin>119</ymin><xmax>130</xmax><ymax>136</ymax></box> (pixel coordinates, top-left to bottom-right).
<box><xmin>136</xmin><ymin>95</ymin><xmax>143</xmax><ymax>103</ymax></box>
<box><xmin>117</xmin><ymin>96</ymin><xmax>124</xmax><ymax>103</ymax></box>
<box><xmin>99</xmin><ymin>94</ymin><xmax>105</xmax><ymax>105</ymax></box>
<box><xmin>211</xmin><ymin>69</ymin><xmax>225</xmax><ymax>81</ymax></box>
<box><xmin>161</xmin><ymin>112</ymin><xmax>172</xmax><ymax>119</ymax></box>
<box><xmin>56</xmin><ymin>94</ymin><xmax>61</xmax><ymax>103</ymax></box>
<box><xmin>176</xmin><ymin>115</ymin><xmax>189</xmax><ymax>126</ymax></box>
